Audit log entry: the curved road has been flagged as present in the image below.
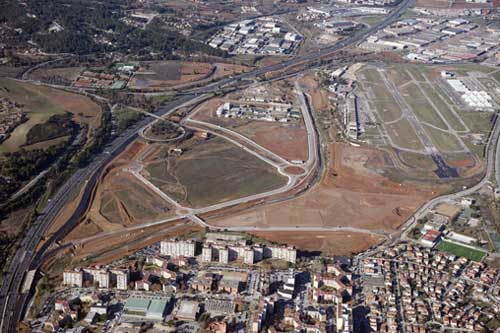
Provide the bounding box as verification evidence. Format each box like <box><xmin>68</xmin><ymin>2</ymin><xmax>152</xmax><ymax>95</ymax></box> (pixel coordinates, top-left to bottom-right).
<box><xmin>0</xmin><ymin>1</ymin><xmax>414</xmax><ymax>331</ymax></box>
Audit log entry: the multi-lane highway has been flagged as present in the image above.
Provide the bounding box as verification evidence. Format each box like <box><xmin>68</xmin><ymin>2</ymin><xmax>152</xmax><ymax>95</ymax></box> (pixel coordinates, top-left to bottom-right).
<box><xmin>0</xmin><ymin>1</ymin><xmax>414</xmax><ymax>331</ymax></box>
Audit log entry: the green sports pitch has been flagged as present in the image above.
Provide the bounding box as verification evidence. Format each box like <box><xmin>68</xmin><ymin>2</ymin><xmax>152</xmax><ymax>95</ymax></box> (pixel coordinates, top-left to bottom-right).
<box><xmin>437</xmin><ymin>240</ymin><xmax>486</xmax><ymax>262</ymax></box>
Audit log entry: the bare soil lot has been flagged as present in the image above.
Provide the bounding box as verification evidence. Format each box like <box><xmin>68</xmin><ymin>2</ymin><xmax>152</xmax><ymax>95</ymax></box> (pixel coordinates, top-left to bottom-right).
<box><xmin>130</xmin><ymin>61</ymin><xmax>213</xmax><ymax>89</ymax></box>
<box><xmin>211</xmin><ymin>143</ymin><xmax>436</xmax><ymax>233</ymax></box>
<box><xmin>86</xmin><ymin>141</ymin><xmax>176</xmax><ymax>230</ymax></box>
<box><xmin>250</xmin><ymin>231</ymin><xmax>384</xmax><ymax>256</ymax></box>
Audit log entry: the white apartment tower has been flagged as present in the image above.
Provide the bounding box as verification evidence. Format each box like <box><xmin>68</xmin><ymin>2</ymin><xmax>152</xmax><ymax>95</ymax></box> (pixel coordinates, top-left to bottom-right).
<box><xmin>202</xmin><ymin>244</ymin><xmax>213</xmax><ymax>262</ymax></box>
<box><xmin>111</xmin><ymin>269</ymin><xmax>129</xmax><ymax>290</ymax></box>
<box><xmin>244</xmin><ymin>247</ymin><xmax>255</xmax><ymax>265</ymax></box>
<box><xmin>63</xmin><ymin>270</ymin><xmax>83</xmax><ymax>287</ymax></box>
<box><xmin>94</xmin><ymin>270</ymin><xmax>110</xmax><ymax>289</ymax></box>
<box><xmin>160</xmin><ymin>239</ymin><xmax>196</xmax><ymax>258</ymax></box>
<box><xmin>219</xmin><ymin>247</ymin><xmax>229</xmax><ymax>264</ymax></box>
<box><xmin>265</xmin><ymin>246</ymin><xmax>297</xmax><ymax>264</ymax></box>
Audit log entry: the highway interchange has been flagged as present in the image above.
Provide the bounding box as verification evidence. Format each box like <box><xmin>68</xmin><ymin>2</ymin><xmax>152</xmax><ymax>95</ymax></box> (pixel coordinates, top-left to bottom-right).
<box><xmin>12</xmin><ymin>1</ymin><xmax>494</xmax><ymax>331</ymax></box>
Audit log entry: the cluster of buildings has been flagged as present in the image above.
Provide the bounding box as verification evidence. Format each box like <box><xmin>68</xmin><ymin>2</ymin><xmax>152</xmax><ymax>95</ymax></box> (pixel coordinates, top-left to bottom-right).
<box><xmin>360</xmin><ymin>17</ymin><xmax>500</xmax><ymax>63</ymax></box>
<box><xmin>207</xmin><ymin>18</ymin><xmax>302</xmax><ymax>55</ymax></box>
<box><xmin>296</xmin><ymin>5</ymin><xmax>389</xmax><ymax>22</ymax></box>
<box><xmin>336</xmin><ymin>0</ymin><xmax>398</xmax><ymax>5</ymax></box>
<box><xmin>442</xmin><ymin>72</ymin><xmax>496</xmax><ymax>111</ymax></box>
<box><xmin>414</xmin><ymin>199</ymin><xmax>489</xmax><ymax>261</ymax></box>
<box><xmin>63</xmin><ymin>267</ymin><xmax>129</xmax><ymax>290</ymax></box>
<box><xmin>41</xmin><ymin>231</ymin><xmax>360</xmax><ymax>333</ymax></box>
<box><xmin>0</xmin><ymin>97</ymin><xmax>27</xmax><ymax>143</ymax></box>
<box><xmin>161</xmin><ymin>234</ymin><xmax>298</xmax><ymax>265</ymax></box>
<box><xmin>215</xmin><ymin>102</ymin><xmax>301</xmax><ymax>123</ymax></box>
<box><xmin>72</xmin><ymin>65</ymin><xmax>136</xmax><ymax>90</ymax></box>
<box><xmin>356</xmin><ymin>243</ymin><xmax>499</xmax><ymax>332</ymax></box>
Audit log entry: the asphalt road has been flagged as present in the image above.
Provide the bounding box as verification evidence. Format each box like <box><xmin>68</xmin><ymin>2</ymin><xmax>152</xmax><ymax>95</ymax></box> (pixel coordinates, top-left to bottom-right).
<box><xmin>0</xmin><ymin>1</ymin><xmax>414</xmax><ymax>331</ymax></box>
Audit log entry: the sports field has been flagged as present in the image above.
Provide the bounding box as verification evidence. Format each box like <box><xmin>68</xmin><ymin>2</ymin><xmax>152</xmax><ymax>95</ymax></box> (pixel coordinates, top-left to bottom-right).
<box><xmin>437</xmin><ymin>240</ymin><xmax>486</xmax><ymax>262</ymax></box>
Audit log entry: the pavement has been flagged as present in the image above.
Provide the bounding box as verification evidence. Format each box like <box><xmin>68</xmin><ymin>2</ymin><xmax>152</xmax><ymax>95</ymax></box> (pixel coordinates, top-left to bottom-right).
<box><xmin>0</xmin><ymin>1</ymin><xmax>415</xmax><ymax>331</ymax></box>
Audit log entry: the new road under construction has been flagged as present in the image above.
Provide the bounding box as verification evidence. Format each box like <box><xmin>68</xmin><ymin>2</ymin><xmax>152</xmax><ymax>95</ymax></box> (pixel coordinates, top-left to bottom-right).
<box><xmin>0</xmin><ymin>1</ymin><xmax>421</xmax><ymax>331</ymax></box>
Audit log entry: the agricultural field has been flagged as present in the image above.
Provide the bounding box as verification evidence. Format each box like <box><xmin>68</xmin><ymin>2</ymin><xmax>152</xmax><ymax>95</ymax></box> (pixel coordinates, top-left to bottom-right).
<box><xmin>141</xmin><ymin>136</ymin><xmax>287</xmax><ymax>208</ymax></box>
<box><xmin>437</xmin><ymin>240</ymin><xmax>486</xmax><ymax>262</ymax></box>
<box><xmin>0</xmin><ymin>78</ymin><xmax>101</xmax><ymax>153</ymax></box>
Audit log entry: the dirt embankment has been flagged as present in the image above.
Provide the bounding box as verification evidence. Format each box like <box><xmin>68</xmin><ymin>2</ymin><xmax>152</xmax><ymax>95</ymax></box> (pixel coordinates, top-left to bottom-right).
<box><xmin>250</xmin><ymin>231</ymin><xmax>384</xmax><ymax>256</ymax></box>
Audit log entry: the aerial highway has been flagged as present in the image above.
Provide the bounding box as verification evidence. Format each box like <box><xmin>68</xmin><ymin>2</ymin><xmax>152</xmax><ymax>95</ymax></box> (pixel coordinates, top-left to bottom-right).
<box><xmin>0</xmin><ymin>1</ymin><xmax>415</xmax><ymax>331</ymax></box>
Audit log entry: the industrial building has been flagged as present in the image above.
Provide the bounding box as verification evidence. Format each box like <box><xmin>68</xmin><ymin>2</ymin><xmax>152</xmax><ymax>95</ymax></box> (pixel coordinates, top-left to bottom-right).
<box><xmin>446</xmin><ymin>79</ymin><xmax>495</xmax><ymax>110</ymax></box>
<box><xmin>175</xmin><ymin>300</ymin><xmax>200</xmax><ymax>321</ymax></box>
<box><xmin>122</xmin><ymin>295</ymin><xmax>171</xmax><ymax>321</ymax></box>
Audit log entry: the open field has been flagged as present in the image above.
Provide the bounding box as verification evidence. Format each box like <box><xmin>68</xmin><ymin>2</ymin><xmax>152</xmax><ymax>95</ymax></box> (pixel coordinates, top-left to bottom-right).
<box><xmin>386</xmin><ymin>119</ymin><xmax>425</xmax><ymax>151</ymax></box>
<box><xmin>210</xmin><ymin>143</ymin><xmax>437</xmax><ymax>233</ymax></box>
<box><xmin>83</xmin><ymin>141</ymin><xmax>176</xmax><ymax>230</ymax></box>
<box><xmin>29</xmin><ymin>67</ymin><xmax>84</xmax><ymax>84</ymax></box>
<box><xmin>94</xmin><ymin>169</ymin><xmax>175</xmax><ymax>227</ymax></box>
<box><xmin>443</xmin><ymin>153</ymin><xmax>483</xmax><ymax>178</ymax></box>
<box><xmin>363</xmin><ymin>82</ymin><xmax>402</xmax><ymax>123</ymax></box>
<box><xmin>419</xmin><ymin>82</ymin><xmax>466</xmax><ymax>132</ymax></box>
<box><xmin>355</xmin><ymin>63</ymin><xmax>497</xmax><ymax>179</ymax></box>
<box><xmin>129</xmin><ymin>61</ymin><xmax>250</xmax><ymax>89</ymax></box>
<box><xmin>399</xmin><ymin>82</ymin><xmax>447</xmax><ymax>130</ymax></box>
<box><xmin>437</xmin><ymin>240</ymin><xmax>486</xmax><ymax>262</ymax></box>
<box><xmin>250</xmin><ymin>231</ymin><xmax>384</xmax><ymax>256</ymax></box>
<box><xmin>416</xmin><ymin>0</ymin><xmax>499</xmax><ymax>9</ymax></box>
<box><xmin>142</xmin><ymin>136</ymin><xmax>287</xmax><ymax>208</ymax></box>
<box><xmin>0</xmin><ymin>78</ymin><xmax>101</xmax><ymax>153</ymax></box>
<box><xmin>422</xmin><ymin>125</ymin><xmax>464</xmax><ymax>152</ymax></box>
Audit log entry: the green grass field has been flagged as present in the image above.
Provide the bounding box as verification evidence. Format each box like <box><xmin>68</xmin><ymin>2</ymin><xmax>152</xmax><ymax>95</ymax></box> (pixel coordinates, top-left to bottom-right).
<box><xmin>160</xmin><ymin>137</ymin><xmax>287</xmax><ymax>208</ymax></box>
<box><xmin>0</xmin><ymin>78</ymin><xmax>100</xmax><ymax>153</ymax></box>
<box><xmin>387</xmin><ymin>67</ymin><xmax>412</xmax><ymax>86</ymax></box>
<box><xmin>365</xmin><ymin>82</ymin><xmax>402</xmax><ymax>123</ymax></box>
<box><xmin>146</xmin><ymin>162</ymin><xmax>177</xmax><ymax>183</ymax></box>
<box><xmin>423</xmin><ymin>125</ymin><xmax>464</xmax><ymax>152</ymax></box>
<box><xmin>405</xmin><ymin>66</ymin><xmax>427</xmax><ymax>82</ymax></box>
<box><xmin>493</xmin><ymin>71</ymin><xmax>500</xmax><ymax>84</ymax></box>
<box><xmin>400</xmin><ymin>83</ymin><xmax>447</xmax><ymax>130</ymax></box>
<box><xmin>361</xmin><ymin>68</ymin><xmax>383</xmax><ymax>83</ymax></box>
<box><xmin>437</xmin><ymin>240</ymin><xmax>486</xmax><ymax>262</ymax></box>
<box><xmin>420</xmin><ymin>83</ymin><xmax>466</xmax><ymax>132</ymax></box>
<box><xmin>386</xmin><ymin>119</ymin><xmax>425</xmax><ymax>151</ymax></box>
